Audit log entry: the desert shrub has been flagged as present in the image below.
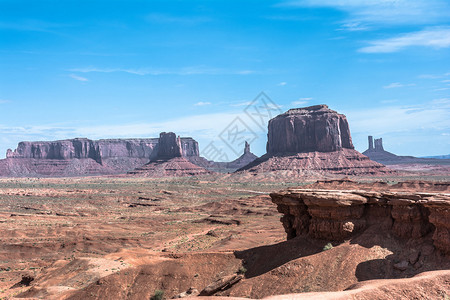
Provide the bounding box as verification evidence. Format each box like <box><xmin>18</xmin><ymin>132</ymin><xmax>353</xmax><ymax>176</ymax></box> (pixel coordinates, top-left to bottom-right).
<box><xmin>151</xmin><ymin>289</ymin><xmax>164</xmax><ymax>300</ymax></box>
<box><xmin>238</xmin><ymin>266</ymin><xmax>247</xmax><ymax>274</ymax></box>
<box><xmin>323</xmin><ymin>243</ymin><xmax>333</xmax><ymax>251</ymax></box>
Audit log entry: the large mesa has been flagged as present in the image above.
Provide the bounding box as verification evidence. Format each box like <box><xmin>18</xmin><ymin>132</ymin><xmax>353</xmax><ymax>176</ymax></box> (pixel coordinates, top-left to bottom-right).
<box><xmin>267</xmin><ymin>104</ymin><xmax>354</xmax><ymax>154</ymax></box>
<box><xmin>236</xmin><ymin>104</ymin><xmax>393</xmax><ymax>177</ymax></box>
<box><xmin>0</xmin><ymin>136</ymin><xmax>201</xmax><ymax>177</ymax></box>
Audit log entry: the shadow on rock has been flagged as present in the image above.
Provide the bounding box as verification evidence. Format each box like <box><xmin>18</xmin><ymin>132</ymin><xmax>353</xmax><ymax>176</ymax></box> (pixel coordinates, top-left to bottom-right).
<box><xmin>234</xmin><ymin>236</ymin><xmax>326</xmax><ymax>278</ymax></box>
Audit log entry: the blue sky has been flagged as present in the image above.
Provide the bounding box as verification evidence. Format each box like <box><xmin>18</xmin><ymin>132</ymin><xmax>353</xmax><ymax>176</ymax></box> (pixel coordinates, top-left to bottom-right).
<box><xmin>1</xmin><ymin>0</ymin><xmax>449</xmax><ymax>160</ymax></box>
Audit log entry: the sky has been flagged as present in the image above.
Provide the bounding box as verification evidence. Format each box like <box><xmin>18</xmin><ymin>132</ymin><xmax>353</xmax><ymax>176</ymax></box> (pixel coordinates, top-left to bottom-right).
<box><xmin>1</xmin><ymin>0</ymin><xmax>449</xmax><ymax>160</ymax></box>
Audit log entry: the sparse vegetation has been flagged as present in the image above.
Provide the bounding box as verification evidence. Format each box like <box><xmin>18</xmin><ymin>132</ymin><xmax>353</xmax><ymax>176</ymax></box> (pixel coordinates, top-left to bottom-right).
<box><xmin>238</xmin><ymin>266</ymin><xmax>247</xmax><ymax>274</ymax></box>
<box><xmin>151</xmin><ymin>289</ymin><xmax>164</xmax><ymax>300</ymax></box>
<box><xmin>323</xmin><ymin>243</ymin><xmax>334</xmax><ymax>251</ymax></box>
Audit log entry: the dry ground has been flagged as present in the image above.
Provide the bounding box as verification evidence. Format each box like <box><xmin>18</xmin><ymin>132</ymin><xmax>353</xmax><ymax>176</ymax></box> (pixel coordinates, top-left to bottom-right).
<box><xmin>0</xmin><ymin>174</ymin><xmax>448</xmax><ymax>299</ymax></box>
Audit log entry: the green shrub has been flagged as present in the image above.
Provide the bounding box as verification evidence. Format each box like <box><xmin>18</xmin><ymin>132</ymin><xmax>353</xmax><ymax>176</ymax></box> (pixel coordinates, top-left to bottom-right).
<box><xmin>238</xmin><ymin>266</ymin><xmax>247</xmax><ymax>274</ymax></box>
<box><xmin>151</xmin><ymin>289</ymin><xmax>164</xmax><ymax>300</ymax></box>
<box><xmin>323</xmin><ymin>243</ymin><xmax>333</xmax><ymax>251</ymax></box>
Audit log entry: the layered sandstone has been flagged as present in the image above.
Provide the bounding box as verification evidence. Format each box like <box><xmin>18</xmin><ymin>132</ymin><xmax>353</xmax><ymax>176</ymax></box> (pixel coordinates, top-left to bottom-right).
<box><xmin>267</xmin><ymin>105</ymin><xmax>353</xmax><ymax>155</ymax></box>
<box><xmin>271</xmin><ymin>188</ymin><xmax>450</xmax><ymax>254</ymax></box>
<box><xmin>0</xmin><ymin>136</ymin><xmax>201</xmax><ymax>177</ymax></box>
<box><xmin>236</xmin><ymin>105</ymin><xmax>392</xmax><ymax>177</ymax></box>
<box><xmin>128</xmin><ymin>132</ymin><xmax>211</xmax><ymax>177</ymax></box>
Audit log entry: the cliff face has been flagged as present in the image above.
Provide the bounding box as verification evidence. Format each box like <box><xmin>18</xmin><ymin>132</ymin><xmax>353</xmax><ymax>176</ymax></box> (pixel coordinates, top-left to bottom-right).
<box><xmin>6</xmin><ymin>137</ymin><xmax>199</xmax><ymax>161</ymax></box>
<box><xmin>235</xmin><ymin>105</ymin><xmax>392</xmax><ymax>177</ymax></box>
<box><xmin>128</xmin><ymin>132</ymin><xmax>210</xmax><ymax>177</ymax></box>
<box><xmin>266</xmin><ymin>105</ymin><xmax>354</xmax><ymax>155</ymax></box>
<box><xmin>156</xmin><ymin>132</ymin><xmax>183</xmax><ymax>159</ymax></box>
<box><xmin>271</xmin><ymin>188</ymin><xmax>450</xmax><ymax>255</ymax></box>
<box><xmin>1</xmin><ymin>136</ymin><xmax>201</xmax><ymax>177</ymax></box>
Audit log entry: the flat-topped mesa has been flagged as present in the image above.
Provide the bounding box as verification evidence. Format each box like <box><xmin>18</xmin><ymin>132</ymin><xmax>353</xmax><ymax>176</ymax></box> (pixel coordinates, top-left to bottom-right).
<box><xmin>156</xmin><ymin>132</ymin><xmax>182</xmax><ymax>160</ymax></box>
<box><xmin>1</xmin><ymin>136</ymin><xmax>201</xmax><ymax>177</ymax></box>
<box><xmin>267</xmin><ymin>104</ymin><xmax>354</xmax><ymax>155</ymax></box>
<box><xmin>6</xmin><ymin>138</ymin><xmax>103</xmax><ymax>164</ymax></box>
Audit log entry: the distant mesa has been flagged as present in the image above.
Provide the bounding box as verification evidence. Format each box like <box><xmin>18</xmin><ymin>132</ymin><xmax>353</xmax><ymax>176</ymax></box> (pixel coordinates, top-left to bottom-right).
<box><xmin>0</xmin><ymin>135</ymin><xmax>202</xmax><ymax>177</ymax></box>
<box><xmin>362</xmin><ymin>135</ymin><xmax>450</xmax><ymax>166</ymax></box>
<box><xmin>127</xmin><ymin>132</ymin><xmax>211</xmax><ymax>177</ymax></box>
<box><xmin>236</xmin><ymin>104</ymin><xmax>393</xmax><ymax>177</ymax></box>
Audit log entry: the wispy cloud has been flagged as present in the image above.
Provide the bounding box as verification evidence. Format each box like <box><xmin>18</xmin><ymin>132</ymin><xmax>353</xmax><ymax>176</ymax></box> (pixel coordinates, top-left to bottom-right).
<box><xmin>360</xmin><ymin>27</ymin><xmax>450</xmax><ymax>53</ymax></box>
<box><xmin>383</xmin><ymin>82</ymin><xmax>415</xmax><ymax>89</ymax></box>
<box><xmin>69</xmin><ymin>74</ymin><xmax>88</xmax><ymax>82</ymax></box>
<box><xmin>146</xmin><ymin>13</ymin><xmax>211</xmax><ymax>25</ymax></box>
<box><xmin>291</xmin><ymin>98</ymin><xmax>312</xmax><ymax>106</ymax></box>
<box><xmin>278</xmin><ymin>82</ymin><xmax>287</xmax><ymax>86</ymax></box>
<box><xmin>0</xmin><ymin>99</ymin><xmax>11</xmax><ymax>104</ymax></box>
<box><xmin>348</xmin><ymin>102</ymin><xmax>450</xmax><ymax>136</ymax></box>
<box><xmin>280</xmin><ymin>0</ymin><xmax>450</xmax><ymax>26</ymax></box>
<box><xmin>69</xmin><ymin>66</ymin><xmax>255</xmax><ymax>76</ymax></box>
<box><xmin>434</xmin><ymin>87</ymin><xmax>450</xmax><ymax>91</ymax></box>
<box><xmin>229</xmin><ymin>101</ymin><xmax>252</xmax><ymax>107</ymax></box>
<box><xmin>194</xmin><ymin>101</ymin><xmax>211</xmax><ymax>106</ymax></box>
<box><xmin>338</xmin><ymin>22</ymin><xmax>370</xmax><ymax>31</ymax></box>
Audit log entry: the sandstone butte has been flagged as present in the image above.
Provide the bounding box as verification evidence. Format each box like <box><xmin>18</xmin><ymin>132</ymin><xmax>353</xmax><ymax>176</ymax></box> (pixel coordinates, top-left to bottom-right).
<box><xmin>128</xmin><ymin>132</ymin><xmax>211</xmax><ymax>177</ymax></box>
<box><xmin>235</xmin><ymin>104</ymin><xmax>393</xmax><ymax>177</ymax></box>
<box><xmin>0</xmin><ymin>136</ymin><xmax>200</xmax><ymax>177</ymax></box>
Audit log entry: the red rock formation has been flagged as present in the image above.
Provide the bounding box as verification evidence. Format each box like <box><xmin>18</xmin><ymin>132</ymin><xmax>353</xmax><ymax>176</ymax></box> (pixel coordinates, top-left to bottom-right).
<box><xmin>362</xmin><ymin>135</ymin><xmax>450</xmax><ymax>166</ymax></box>
<box><xmin>0</xmin><ymin>136</ymin><xmax>201</xmax><ymax>177</ymax></box>
<box><xmin>188</xmin><ymin>141</ymin><xmax>257</xmax><ymax>173</ymax></box>
<box><xmin>236</xmin><ymin>105</ymin><xmax>392</xmax><ymax>177</ymax></box>
<box><xmin>128</xmin><ymin>132</ymin><xmax>211</xmax><ymax>177</ymax></box>
<box><xmin>271</xmin><ymin>187</ymin><xmax>450</xmax><ymax>254</ymax></box>
<box><xmin>157</xmin><ymin>132</ymin><xmax>183</xmax><ymax>159</ymax></box>
<box><xmin>267</xmin><ymin>105</ymin><xmax>354</xmax><ymax>155</ymax></box>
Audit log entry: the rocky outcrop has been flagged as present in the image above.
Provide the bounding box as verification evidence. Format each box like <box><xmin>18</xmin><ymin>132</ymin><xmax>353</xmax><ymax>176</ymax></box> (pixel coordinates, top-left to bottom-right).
<box><xmin>128</xmin><ymin>132</ymin><xmax>211</xmax><ymax>177</ymax></box>
<box><xmin>157</xmin><ymin>132</ymin><xmax>183</xmax><ymax>159</ymax></box>
<box><xmin>362</xmin><ymin>136</ymin><xmax>450</xmax><ymax>166</ymax></box>
<box><xmin>188</xmin><ymin>141</ymin><xmax>258</xmax><ymax>173</ymax></box>
<box><xmin>271</xmin><ymin>188</ymin><xmax>450</xmax><ymax>254</ymax></box>
<box><xmin>266</xmin><ymin>105</ymin><xmax>354</xmax><ymax>155</ymax></box>
<box><xmin>235</xmin><ymin>105</ymin><xmax>392</xmax><ymax>178</ymax></box>
<box><xmin>0</xmin><ymin>136</ymin><xmax>201</xmax><ymax>177</ymax></box>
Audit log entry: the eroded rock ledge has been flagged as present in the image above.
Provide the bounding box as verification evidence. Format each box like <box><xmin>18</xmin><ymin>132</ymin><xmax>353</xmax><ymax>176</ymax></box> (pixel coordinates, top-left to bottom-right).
<box><xmin>270</xmin><ymin>189</ymin><xmax>450</xmax><ymax>254</ymax></box>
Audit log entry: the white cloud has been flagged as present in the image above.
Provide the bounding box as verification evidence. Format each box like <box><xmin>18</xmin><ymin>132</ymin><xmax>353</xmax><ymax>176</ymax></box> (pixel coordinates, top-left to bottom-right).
<box><xmin>280</xmin><ymin>0</ymin><xmax>450</xmax><ymax>26</ymax></box>
<box><xmin>146</xmin><ymin>13</ymin><xmax>211</xmax><ymax>25</ymax></box>
<box><xmin>418</xmin><ymin>74</ymin><xmax>442</xmax><ymax>79</ymax></box>
<box><xmin>291</xmin><ymin>97</ymin><xmax>312</xmax><ymax>106</ymax></box>
<box><xmin>383</xmin><ymin>82</ymin><xmax>415</xmax><ymax>89</ymax></box>
<box><xmin>229</xmin><ymin>101</ymin><xmax>252</xmax><ymax>107</ymax></box>
<box><xmin>69</xmin><ymin>66</ymin><xmax>255</xmax><ymax>76</ymax></box>
<box><xmin>434</xmin><ymin>87</ymin><xmax>450</xmax><ymax>91</ymax></box>
<box><xmin>194</xmin><ymin>101</ymin><xmax>211</xmax><ymax>106</ymax></box>
<box><xmin>0</xmin><ymin>99</ymin><xmax>10</xmax><ymax>104</ymax></box>
<box><xmin>69</xmin><ymin>74</ymin><xmax>88</xmax><ymax>82</ymax></box>
<box><xmin>359</xmin><ymin>27</ymin><xmax>450</xmax><ymax>53</ymax></box>
<box><xmin>278</xmin><ymin>82</ymin><xmax>287</xmax><ymax>86</ymax></box>
<box><xmin>347</xmin><ymin>103</ymin><xmax>450</xmax><ymax>137</ymax></box>
<box><xmin>441</xmin><ymin>79</ymin><xmax>450</xmax><ymax>83</ymax></box>
<box><xmin>338</xmin><ymin>22</ymin><xmax>370</xmax><ymax>31</ymax></box>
